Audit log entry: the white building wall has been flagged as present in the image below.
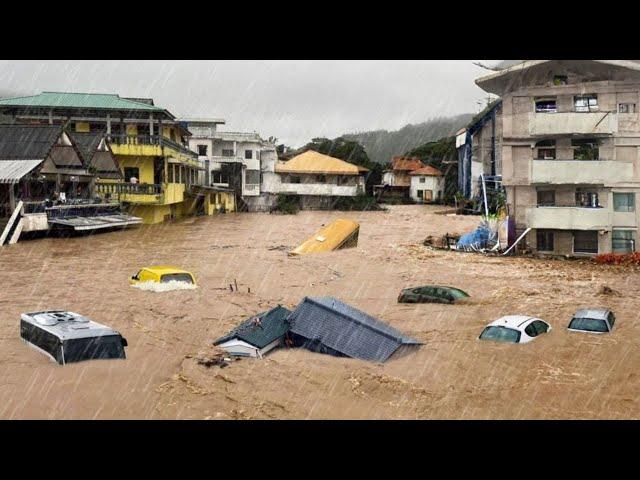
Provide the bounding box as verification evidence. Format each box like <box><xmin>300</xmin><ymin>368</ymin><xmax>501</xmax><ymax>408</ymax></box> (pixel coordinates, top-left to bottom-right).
<box><xmin>410</xmin><ymin>176</ymin><xmax>444</xmax><ymax>202</ymax></box>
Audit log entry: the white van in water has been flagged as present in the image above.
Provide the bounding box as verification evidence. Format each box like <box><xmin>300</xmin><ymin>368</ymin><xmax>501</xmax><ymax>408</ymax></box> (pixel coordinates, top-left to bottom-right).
<box><xmin>20</xmin><ymin>310</ymin><xmax>128</xmax><ymax>365</ymax></box>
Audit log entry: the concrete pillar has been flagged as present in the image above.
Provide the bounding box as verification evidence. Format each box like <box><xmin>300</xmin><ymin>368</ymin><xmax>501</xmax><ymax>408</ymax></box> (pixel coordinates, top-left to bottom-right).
<box><xmin>233</xmin><ymin>141</ymin><xmax>237</xmax><ymax>157</ymax></box>
<box><xmin>106</xmin><ymin>114</ymin><xmax>111</xmax><ymax>135</ymax></box>
<box><xmin>48</xmin><ymin>110</ymin><xmax>53</xmax><ymax>125</ymax></box>
<box><xmin>149</xmin><ymin>113</ymin><xmax>154</xmax><ymax>137</ymax></box>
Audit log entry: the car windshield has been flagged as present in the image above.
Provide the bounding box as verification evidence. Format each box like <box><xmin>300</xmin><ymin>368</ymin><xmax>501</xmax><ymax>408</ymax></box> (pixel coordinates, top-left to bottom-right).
<box><xmin>479</xmin><ymin>326</ymin><xmax>521</xmax><ymax>343</ymax></box>
<box><xmin>161</xmin><ymin>273</ymin><xmax>193</xmax><ymax>284</ymax></box>
<box><xmin>62</xmin><ymin>335</ymin><xmax>126</xmax><ymax>363</ymax></box>
<box><xmin>448</xmin><ymin>288</ymin><xmax>470</xmax><ymax>299</ymax></box>
<box><xmin>568</xmin><ymin>317</ymin><xmax>609</xmax><ymax>333</ymax></box>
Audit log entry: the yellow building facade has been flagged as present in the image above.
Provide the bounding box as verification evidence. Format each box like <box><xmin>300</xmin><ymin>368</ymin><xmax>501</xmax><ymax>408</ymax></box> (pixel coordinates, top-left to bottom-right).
<box><xmin>0</xmin><ymin>92</ymin><xmax>236</xmax><ymax>224</ymax></box>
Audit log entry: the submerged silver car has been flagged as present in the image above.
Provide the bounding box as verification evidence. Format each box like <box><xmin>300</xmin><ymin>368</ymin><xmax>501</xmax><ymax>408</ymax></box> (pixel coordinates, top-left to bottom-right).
<box><xmin>567</xmin><ymin>308</ymin><xmax>615</xmax><ymax>334</ymax></box>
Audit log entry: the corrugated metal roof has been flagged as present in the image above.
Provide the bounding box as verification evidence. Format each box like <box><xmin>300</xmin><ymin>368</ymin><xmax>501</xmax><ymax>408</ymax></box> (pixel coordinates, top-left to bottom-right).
<box><xmin>214</xmin><ymin>306</ymin><xmax>292</xmax><ymax>349</ymax></box>
<box><xmin>0</xmin><ymin>159</ymin><xmax>43</xmax><ymax>183</ymax></box>
<box><xmin>288</xmin><ymin>297</ymin><xmax>421</xmax><ymax>363</ymax></box>
<box><xmin>0</xmin><ymin>92</ymin><xmax>165</xmax><ymax>112</ymax></box>
<box><xmin>409</xmin><ymin>165</ymin><xmax>443</xmax><ymax>176</ymax></box>
<box><xmin>0</xmin><ymin>124</ymin><xmax>63</xmax><ymax>160</ymax></box>
<box><xmin>276</xmin><ymin>150</ymin><xmax>368</xmax><ymax>175</ymax></box>
<box><xmin>290</xmin><ymin>219</ymin><xmax>359</xmax><ymax>255</ymax></box>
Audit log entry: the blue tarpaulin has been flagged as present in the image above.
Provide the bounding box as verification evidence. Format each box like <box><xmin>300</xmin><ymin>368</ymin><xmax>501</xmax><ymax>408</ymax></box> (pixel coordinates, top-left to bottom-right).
<box><xmin>457</xmin><ymin>226</ymin><xmax>491</xmax><ymax>250</ymax></box>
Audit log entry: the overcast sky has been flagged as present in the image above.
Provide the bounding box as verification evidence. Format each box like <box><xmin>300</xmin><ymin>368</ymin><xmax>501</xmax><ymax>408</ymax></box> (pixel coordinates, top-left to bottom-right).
<box><xmin>0</xmin><ymin>60</ymin><xmax>496</xmax><ymax>147</ymax></box>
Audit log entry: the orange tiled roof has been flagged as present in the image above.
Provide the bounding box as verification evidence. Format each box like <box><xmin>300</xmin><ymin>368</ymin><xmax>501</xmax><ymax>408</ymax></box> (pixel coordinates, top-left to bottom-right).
<box><xmin>409</xmin><ymin>165</ymin><xmax>443</xmax><ymax>176</ymax></box>
<box><xmin>390</xmin><ymin>156</ymin><xmax>424</xmax><ymax>171</ymax></box>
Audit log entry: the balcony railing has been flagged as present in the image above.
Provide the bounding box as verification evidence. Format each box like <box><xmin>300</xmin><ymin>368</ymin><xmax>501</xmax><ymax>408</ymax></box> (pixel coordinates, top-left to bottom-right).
<box><xmin>96</xmin><ymin>183</ymin><xmax>162</xmax><ymax>196</ymax></box>
<box><xmin>528</xmin><ymin>111</ymin><xmax>618</xmax><ymax>136</ymax></box>
<box><xmin>526</xmin><ymin>205</ymin><xmax>612</xmax><ymax>230</ymax></box>
<box><xmin>531</xmin><ymin>159</ymin><xmax>634</xmax><ymax>185</ymax></box>
<box><xmin>107</xmin><ymin>134</ymin><xmax>162</xmax><ymax>145</ymax></box>
<box><xmin>107</xmin><ymin>134</ymin><xmax>198</xmax><ymax>159</ymax></box>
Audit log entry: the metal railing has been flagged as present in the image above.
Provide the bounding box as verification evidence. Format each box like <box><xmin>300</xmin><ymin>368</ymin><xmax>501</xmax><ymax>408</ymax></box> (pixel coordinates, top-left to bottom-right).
<box><xmin>107</xmin><ymin>134</ymin><xmax>162</xmax><ymax>145</ymax></box>
<box><xmin>107</xmin><ymin>134</ymin><xmax>198</xmax><ymax>159</ymax></box>
<box><xmin>96</xmin><ymin>183</ymin><xmax>163</xmax><ymax>196</ymax></box>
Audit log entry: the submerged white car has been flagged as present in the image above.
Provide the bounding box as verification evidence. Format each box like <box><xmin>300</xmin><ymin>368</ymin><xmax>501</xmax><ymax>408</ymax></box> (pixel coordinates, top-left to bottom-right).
<box><xmin>568</xmin><ymin>308</ymin><xmax>615</xmax><ymax>334</ymax></box>
<box><xmin>479</xmin><ymin>315</ymin><xmax>552</xmax><ymax>344</ymax></box>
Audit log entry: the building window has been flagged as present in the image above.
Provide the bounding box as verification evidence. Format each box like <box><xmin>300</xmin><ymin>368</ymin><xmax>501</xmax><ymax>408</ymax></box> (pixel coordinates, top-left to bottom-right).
<box><xmin>197</xmin><ymin>145</ymin><xmax>208</xmax><ymax>156</ymax></box>
<box><xmin>419</xmin><ymin>177</ymin><xmax>426</xmax><ymax>183</ymax></box>
<box><xmin>574</xmin><ymin>231</ymin><xmax>598</xmax><ymax>254</ymax></box>
<box><xmin>211</xmin><ymin>171</ymin><xmax>228</xmax><ymax>184</ymax></box>
<box><xmin>553</xmin><ymin>75</ymin><xmax>568</xmax><ymax>85</ymax></box>
<box><xmin>287</xmin><ymin>175</ymin><xmax>301</xmax><ymax>184</ymax></box>
<box><xmin>245</xmin><ymin>150</ymin><xmax>253</xmax><ymax>159</ymax></box>
<box><xmin>613</xmin><ymin>192</ymin><xmax>635</xmax><ymax>212</ymax></box>
<box><xmin>222</xmin><ymin>149</ymin><xmax>234</xmax><ymax>157</ymax></box>
<box><xmin>316</xmin><ymin>174</ymin><xmax>327</xmax><ymax>183</ymax></box>
<box><xmin>571</xmin><ymin>139</ymin><xmax>599</xmax><ymax>160</ymax></box>
<box><xmin>536</xmin><ymin>230</ymin><xmax>554</xmax><ymax>252</ymax></box>
<box><xmin>245</xmin><ymin>169</ymin><xmax>260</xmax><ymax>185</ymax></box>
<box><xmin>574</xmin><ymin>95</ymin><xmax>598</xmax><ymax>112</ymax></box>
<box><xmin>619</xmin><ymin>103</ymin><xmax>636</xmax><ymax>114</ymax></box>
<box><xmin>337</xmin><ymin>176</ymin><xmax>354</xmax><ymax>186</ymax></box>
<box><xmin>124</xmin><ymin>167</ymin><xmax>140</xmax><ymax>182</ymax></box>
<box><xmin>612</xmin><ymin>230</ymin><xmax>636</xmax><ymax>253</ymax></box>
<box><xmin>611</xmin><ymin>229</ymin><xmax>635</xmax><ymax>253</ymax></box>
<box><xmin>537</xmin><ymin>190</ymin><xmax>556</xmax><ymax>206</ymax></box>
<box><xmin>535</xmin><ymin>98</ymin><xmax>557</xmax><ymax>113</ymax></box>
<box><xmin>575</xmin><ymin>189</ymin><xmax>600</xmax><ymax>208</ymax></box>
<box><xmin>535</xmin><ymin>139</ymin><xmax>556</xmax><ymax>160</ymax></box>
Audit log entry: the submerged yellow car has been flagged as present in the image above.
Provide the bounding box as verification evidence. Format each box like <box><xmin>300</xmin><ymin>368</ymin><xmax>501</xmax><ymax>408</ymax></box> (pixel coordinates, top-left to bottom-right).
<box><xmin>129</xmin><ymin>266</ymin><xmax>196</xmax><ymax>285</ymax></box>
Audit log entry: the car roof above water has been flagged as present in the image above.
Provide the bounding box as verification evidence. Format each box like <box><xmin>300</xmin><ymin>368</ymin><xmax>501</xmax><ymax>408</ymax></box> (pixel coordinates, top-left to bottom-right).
<box><xmin>140</xmin><ymin>266</ymin><xmax>193</xmax><ymax>277</ymax></box>
<box><xmin>573</xmin><ymin>308</ymin><xmax>610</xmax><ymax>320</ymax></box>
<box><xmin>21</xmin><ymin>310</ymin><xmax>121</xmax><ymax>341</ymax></box>
<box><xmin>488</xmin><ymin>315</ymin><xmax>539</xmax><ymax>329</ymax></box>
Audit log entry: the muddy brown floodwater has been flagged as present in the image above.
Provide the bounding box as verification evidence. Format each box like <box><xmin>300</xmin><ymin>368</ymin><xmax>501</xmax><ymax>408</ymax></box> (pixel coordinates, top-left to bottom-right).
<box><xmin>1</xmin><ymin>205</ymin><xmax>639</xmax><ymax>419</ymax></box>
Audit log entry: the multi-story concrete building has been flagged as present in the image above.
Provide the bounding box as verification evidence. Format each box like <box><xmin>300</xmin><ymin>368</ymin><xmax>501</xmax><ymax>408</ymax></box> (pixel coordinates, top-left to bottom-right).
<box><xmin>181</xmin><ymin>118</ymin><xmax>277</xmax><ymax>211</ymax></box>
<box><xmin>476</xmin><ymin>60</ymin><xmax>640</xmax><ymax>256</ymax></box>
<box><xmin>0</xmin><ymin>92</ymin><xmax>233</xmax><ymax>224</ymax></box>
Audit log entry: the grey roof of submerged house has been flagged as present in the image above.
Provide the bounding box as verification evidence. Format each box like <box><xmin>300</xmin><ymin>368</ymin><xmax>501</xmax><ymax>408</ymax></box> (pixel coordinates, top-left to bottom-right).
<box><xmin>214</xmin><ymin>306</ymin><xmax>292</xmax><ymax>349</ymax></box>
<box><xmin>287</xmin><ymin>297</ymin><xmax>422</xmax><ymax>363</ymax></box>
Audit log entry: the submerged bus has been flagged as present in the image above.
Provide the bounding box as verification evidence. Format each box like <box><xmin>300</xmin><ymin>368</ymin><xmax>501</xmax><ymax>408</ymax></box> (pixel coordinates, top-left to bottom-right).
<box><xmin>20</xmin><ymin>310</ymin><xmax>128</xmax><ymax>365</ymax></box>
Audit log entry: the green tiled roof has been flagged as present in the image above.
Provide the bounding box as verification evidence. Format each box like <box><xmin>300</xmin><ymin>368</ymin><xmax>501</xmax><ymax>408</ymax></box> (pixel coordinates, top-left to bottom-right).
<box><xmin>214</xmin><ymin>306</ymin><xmax>292</xmax><ymax>349</ymax></box>
<box><xmin>0</xmin><ymin>92</ymin><xmax>165</xmax><ymax>112</ymax></box>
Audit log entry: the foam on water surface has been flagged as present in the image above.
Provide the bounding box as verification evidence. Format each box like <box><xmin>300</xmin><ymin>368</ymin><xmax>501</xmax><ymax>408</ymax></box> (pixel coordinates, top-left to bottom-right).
<box><xmin>130</xmin><ymin>280</ymin><xmax>197</xmax><ymax>292</ymax></box>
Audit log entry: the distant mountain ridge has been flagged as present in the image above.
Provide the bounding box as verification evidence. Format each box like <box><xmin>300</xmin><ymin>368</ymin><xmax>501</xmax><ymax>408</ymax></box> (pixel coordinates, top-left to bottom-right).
<box><xmin>343</xmin><ymin>114</ymin><xmax>473</xmax><ymax>164</ymax></box>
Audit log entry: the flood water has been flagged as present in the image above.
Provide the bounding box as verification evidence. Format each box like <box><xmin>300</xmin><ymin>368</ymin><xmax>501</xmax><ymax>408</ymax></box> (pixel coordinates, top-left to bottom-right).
<box><xmin>1</xmin><ymin>205</ymin><xmax>639</xmax><ymax>419</ymax></box>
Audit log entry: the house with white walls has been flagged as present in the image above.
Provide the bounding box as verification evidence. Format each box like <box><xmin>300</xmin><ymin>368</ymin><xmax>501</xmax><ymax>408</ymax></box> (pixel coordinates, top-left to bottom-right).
<box><xmin>409</xmin><ymin>165</ymin><xmax>444</xmax><ymax>203</ymax></box>
<box><xmin>261</xmin><ymin>150</ymin><xmax>368</xmax><ymax>210</ymax></box>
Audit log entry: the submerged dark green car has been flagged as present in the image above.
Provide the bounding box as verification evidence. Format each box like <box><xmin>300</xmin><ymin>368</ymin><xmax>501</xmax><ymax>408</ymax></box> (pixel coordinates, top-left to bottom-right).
<box><xmin>398</xmin><ymin>285</ymin><xmax>470</xmax><ymax>304</ymax></box>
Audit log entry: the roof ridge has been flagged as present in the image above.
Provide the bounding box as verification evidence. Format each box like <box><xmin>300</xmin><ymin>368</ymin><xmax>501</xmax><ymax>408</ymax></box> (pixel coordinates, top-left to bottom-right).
<box><xmin>304</xmin><ymin>296</ymin><xmax>408</xmax><ymax>343</ymax></box>
<box><xmin>42</xmin><ymin>91</ymin><xmax>119</xmax><ymax>96</ymax></box>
